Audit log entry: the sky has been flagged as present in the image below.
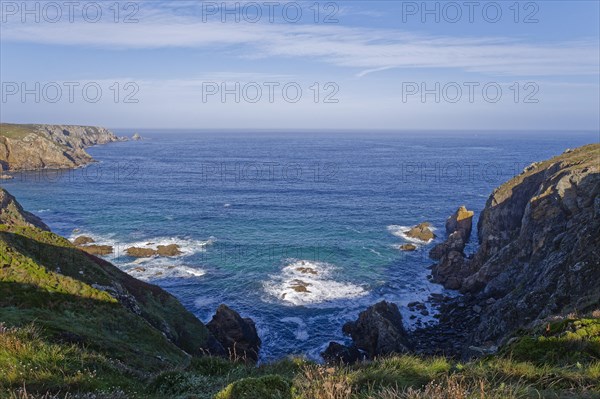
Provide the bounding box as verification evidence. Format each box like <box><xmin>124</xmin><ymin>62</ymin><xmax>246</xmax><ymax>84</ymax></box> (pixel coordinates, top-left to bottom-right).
<box><xmin>1</xmin><ymin>0</ymin><xmax>599</xmax><ymax>130</ymax></box>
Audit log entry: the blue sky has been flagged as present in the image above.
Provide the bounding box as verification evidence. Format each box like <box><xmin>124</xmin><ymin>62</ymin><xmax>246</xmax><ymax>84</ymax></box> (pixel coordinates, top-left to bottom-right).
<box><xmin>1</xmin><ymin>0</ymin><xmax>599</xmax><ymax>130</ymax></box>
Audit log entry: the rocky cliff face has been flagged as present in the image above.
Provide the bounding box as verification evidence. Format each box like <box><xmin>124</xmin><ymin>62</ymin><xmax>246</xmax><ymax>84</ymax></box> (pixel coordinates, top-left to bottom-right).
<box><xmin>432</xmin><ymin>144</ymin><xmax>600</xmax><ymax>348</ymax></box>
<box><xmin>0</xmin><ymin>123</ymin><xmax>124</xmax><ymax>171</ymax></box>
<box><xmin>0</xmin><ymin>188</ymin><xmax>50</xmax><ymax>231</ymax></box>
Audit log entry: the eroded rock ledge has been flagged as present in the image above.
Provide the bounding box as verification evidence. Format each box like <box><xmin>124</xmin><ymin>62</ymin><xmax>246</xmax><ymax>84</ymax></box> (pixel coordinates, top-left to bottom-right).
<box><xmin>0</xmin><ymin>123</ymin><xmax>126</xmax><ymax>171</ymax></box>
<box><xmin>327</xmin><ymin>144</ymin><xmax>600</xmax><ymax>363</ymax></box>
<box><xmin>430</xmin><ymin>144</ymin><xmax>600</xmax><ymax>350</ymax></box>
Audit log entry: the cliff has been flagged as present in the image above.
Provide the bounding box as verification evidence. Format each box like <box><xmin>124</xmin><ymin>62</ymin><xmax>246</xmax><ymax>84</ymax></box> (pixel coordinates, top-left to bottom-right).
<box><xmin>431</xmin><ymin>144</ymin><xmax>600</xmax><ymax>348</ymax></box>
<box><xmin>0</xmin><ymin>186</ymin><xmax>228</xmax><ymax>372</ymax></box>
<box><xmin>0</xmin><ymin>123</ymin><xmax>124</xmax><ymax>171</ymax></box>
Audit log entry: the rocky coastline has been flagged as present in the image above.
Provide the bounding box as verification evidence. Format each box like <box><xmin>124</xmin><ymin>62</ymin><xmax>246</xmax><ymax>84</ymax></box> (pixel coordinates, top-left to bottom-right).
<box><xmin>0</xmin><ymin>123</ymin><xmax>128</xmax><ymax>172</ymax></box>
<box><xmin>1</xmin><ymin>138</ymin><xmax>598</xmax><ymax>368</ymax></box>
<box><xmin>323</xmin><ymin>144</ymin><xmax>599</xmax><ymax>363</ymax></box>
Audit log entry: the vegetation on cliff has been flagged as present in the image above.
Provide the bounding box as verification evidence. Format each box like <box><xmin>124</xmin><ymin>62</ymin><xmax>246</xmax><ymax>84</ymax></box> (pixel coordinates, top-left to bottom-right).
<box><xmin>1</xmin><ymin>143</ymin><xmax>599</xmax><ymax>398</ymax></box>
<box><xmin>0</xmin><ymin>123</ymin><xmax>123</xmax><ymax>171</ymax></box>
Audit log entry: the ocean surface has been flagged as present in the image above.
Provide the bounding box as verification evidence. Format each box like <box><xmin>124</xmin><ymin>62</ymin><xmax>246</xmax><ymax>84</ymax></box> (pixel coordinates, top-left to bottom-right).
<box><xmin>3</xmin><ymin>130</ymin><xmax>597</xmax><ymax>361</ymax></box>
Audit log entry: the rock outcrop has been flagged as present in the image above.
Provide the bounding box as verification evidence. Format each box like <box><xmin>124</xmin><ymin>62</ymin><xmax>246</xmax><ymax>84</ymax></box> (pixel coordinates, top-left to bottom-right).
<box><xmin>431</xmin><ymin>144</ymin><xmax>600</xmax><ymax>348</ymax></box>
<box><xmin>399</xmin><ymin>243</ymin><xmax>417</xmax><ymax>251</ymax></box>
<box><xmin>430</xmin><ymin>206</ymin><xmax>475</xmax><ymax>289</ymax></box>
<box><xmin>445</xmin><ymin>206</ymin><xmax>474</xmax><ymax>241</ymax></box>
<box><xmin>404</xmin><ymin>222</ymin><xmax>436</xmax><ymax>242</ymax></box>
<box><xmin>342</xmin><ymin>301</ymin><xmax>412</xmax><ymax>359</ymax></box>
<box><xmin>207</xmin><ymin>304</ymin><xmax>262</xmax><ymax>363</ymax></box>
<box><xmin>0</xmin><ymin>123</ymin><xmax>125</xmax><ymax>171</ymax></box>
<box><xmin>73</xmin><ymin>236</ymin><xmax>95</xmax><ymax>246</ymax></box>
<box><xmin>321</xmin><ymin>341</ymin><xmax>364</xmax><ymax>364</ymax></box>
<box><xmin>126</xmin><ymin>244</ymin><xmax>182</xmax><ymax>258</ymax></box>
<box><xmin>0</xmin><ymin>187</ymin><xmax>50</xmax><ymax>231</ymax></box>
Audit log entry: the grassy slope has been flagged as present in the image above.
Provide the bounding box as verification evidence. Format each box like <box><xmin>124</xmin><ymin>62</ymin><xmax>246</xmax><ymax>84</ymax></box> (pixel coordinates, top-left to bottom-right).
<box><xmin>0</xmin><ymin>223</ymin><xmax>217</xmax><ymax>383</ymax></box>
<box><xmin>1</xmin><ymin>223</ymin><xmax>598</xmax><ymax>398</ymax></box>
<box><xmin>0</xmin><ymin>124</ymin><xmax>39</xmax><ymax>140</ymax></box>
<box><xmin>2</xmin><ymin>317</ymin><xmax>599</xmax><ymax>399</ymax></box>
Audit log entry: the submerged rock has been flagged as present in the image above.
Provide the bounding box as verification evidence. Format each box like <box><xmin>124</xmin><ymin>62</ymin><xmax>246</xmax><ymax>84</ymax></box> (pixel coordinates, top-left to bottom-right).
<box><xmin>296</xmin><ymin>267</ymin><xmax>318</xmax><ymax>275</ymax></box>
<box><xmin>342</xmin><ymin>301</ymin><xmax>412</xmax><ymax>358</ymax></box>
<box><xmin>156</xmin><ymin>244</ymin><xmax>182</xmax><ymax>257</ymax></box>
<box><xmin>126</xmin><ymin>247</ymin><xmax>156</xmax><ymax>258</ymax></box>
<box><xmin>404</xmin><ymin>222</ymin><xmax>436</xmax><ymax>242</ymax></box>
<box><xmin>290</xmin><ymin>280</ymin><xmax>311</xmax><ymax>293</ymax></box>
<box><xmin>207</xmin><ymin>304</ymin><xmax>261</xmax><ymax>363</ymax></box>
<box><xmin>399</xmin><ymin>243</ymin><xmax>417</xmax><ymax>251</ymax></box>
<box><xmin>126</xmin><ymin>244</ymin><xmax>182</xmax><ymax>258</ymax></box>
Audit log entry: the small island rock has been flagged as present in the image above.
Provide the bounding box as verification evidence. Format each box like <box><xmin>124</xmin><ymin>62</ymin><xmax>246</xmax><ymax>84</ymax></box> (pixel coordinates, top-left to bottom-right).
<box><xmin>399</xmin><ymin>243</ymin><xmax>417</xmax><ymax>251</ymax></box>
<box><xmin>126</xmin><ymin>247</ymin><xmax>156</xmax><ymax>258</ymax></box>
<box><xmin>404</xmin><ymin>222</ymin><xmax>436</xmax><ymax>242</ymax></box>
<box><xmin>73</xmin><ymin>236</ymin><xmax>95</xmax><ymax>246</ymax></box>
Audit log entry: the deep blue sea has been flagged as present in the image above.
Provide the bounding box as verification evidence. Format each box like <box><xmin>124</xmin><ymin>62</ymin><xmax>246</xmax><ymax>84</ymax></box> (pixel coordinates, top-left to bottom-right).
<box><xmin>3</xmin><ymin>130</ymin><xmax>597</xmax><ymax>361</ymax></box>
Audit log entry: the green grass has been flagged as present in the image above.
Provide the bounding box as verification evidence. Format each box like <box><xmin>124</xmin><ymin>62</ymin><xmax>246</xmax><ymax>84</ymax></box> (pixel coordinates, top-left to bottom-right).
<box><xmin>506</xmin><ymin>318</ymin><xmax>600</xmax><ymax>366</ymax></box>
<box><xmin>0</xmin><ymin>223</ymin><xmax>216</xmax><ymax>375</ymax></box>
<box><xmin>2</xmin><ymin>319</ymin><xmax>599</xmax><ymax>399</ymax></box>
<box><xmin>1</xmin><ymin>205</ymin><xmax>599</xmax><ymax>399</ymax></box>
<box><xmin>0</xmin><ymin>324</ymin><xmax>141</xmax><ymax>396</ymax></box>
<box><xmin>0</xmin><ymin>124</ymin><xmax>38</xmax><ymax>140</ymax></box>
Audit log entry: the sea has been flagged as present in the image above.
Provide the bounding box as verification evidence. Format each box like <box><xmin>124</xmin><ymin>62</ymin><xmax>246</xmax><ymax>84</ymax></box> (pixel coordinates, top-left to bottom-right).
<box><xmin>2</xmin><ymin>130</ymin><xmax>597</xmax><ymax>361</ymax></box>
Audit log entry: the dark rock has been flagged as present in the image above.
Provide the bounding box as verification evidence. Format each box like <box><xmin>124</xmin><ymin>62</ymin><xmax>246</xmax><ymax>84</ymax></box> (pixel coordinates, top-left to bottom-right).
<box><xmin>342</xmin><ymin>301</ymin><xmax>412</xmax><ymax>358</ymax></box>
<box><xmin>321</xmin><ymin>342</ymin><xmax>364</xmax><ymax>364</ymax></box>
<box><xmin>426</xmin><ymin>145</ymin><xmax>600</xmax><ymax>353</ymax></box>
<box><xmin>207</xmin><ymin>304</ymin><xmax>261</xmax><ymax>363</ymax></box>
<box><xmin>429</xmin><ymin>231</ymin><xmax>465</xmax><ymax>260</ymax></box>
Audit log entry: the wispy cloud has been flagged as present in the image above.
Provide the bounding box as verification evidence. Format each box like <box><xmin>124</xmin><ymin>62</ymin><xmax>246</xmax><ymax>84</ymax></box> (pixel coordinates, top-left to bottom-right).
<box><xmin>1</xmin><ymin>5</ymin><xmax>598</xmax><ymax>78</ymax></box>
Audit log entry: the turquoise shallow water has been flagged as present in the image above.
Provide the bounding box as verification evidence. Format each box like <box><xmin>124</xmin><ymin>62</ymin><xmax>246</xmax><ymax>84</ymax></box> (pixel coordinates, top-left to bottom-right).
<box><xmin>3</xmin><ymin>130</ymin><xmax>597</xmax><ymax>361</ymax></box>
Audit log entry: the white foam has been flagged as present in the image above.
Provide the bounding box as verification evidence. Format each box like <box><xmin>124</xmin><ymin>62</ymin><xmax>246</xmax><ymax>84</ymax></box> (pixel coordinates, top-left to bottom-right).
<box><xmin>368</xmin><ymin>247</ymin><xmax>383</xmax><ymax>257</ymax></box>
<box><xmin>69</xmin><ymin>231</ymin><xmax>215</xmax><ymax>258</ymax></box>
<box><xmin>387</xmin><ymin>225</ymin><xmax>436</xmax><ymax>244</ymax></box>
<box><xmin>123</xmin><ymin>257</ymin><xmax>206</xmax><ymax>281</ymax></box>
<box><xmin>119</xmin><ymin>236</ymin><xmax>215</xmax><ymax>257</ymax></box>
<box><xmin>281</xmin><ymin>317</ymin><xmax>309</xmax><ymax>341</ymax></box>
<box><xmin>264</xmin><ymin>259</ymin><xmax>368</xmax><ymax>307</ymax></box>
